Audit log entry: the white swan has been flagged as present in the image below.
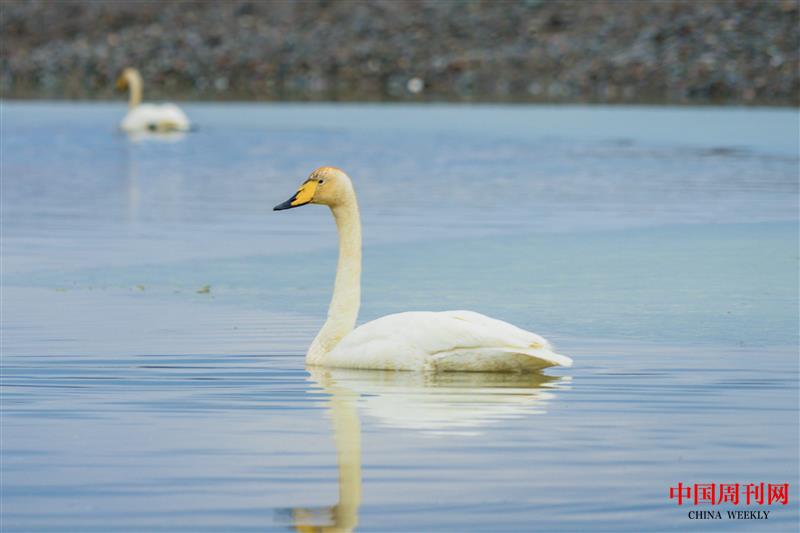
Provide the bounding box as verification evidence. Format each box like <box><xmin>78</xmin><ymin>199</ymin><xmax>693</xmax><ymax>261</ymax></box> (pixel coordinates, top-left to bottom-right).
<box><xmin>116</xmin><ymin>68</ymin><xmax>191</xmax><ymax>133</ymax></box>
<box><xmin>274</xmin><ymin>167</ymin><xmax>573</xmax><ymax>372</ymax></box>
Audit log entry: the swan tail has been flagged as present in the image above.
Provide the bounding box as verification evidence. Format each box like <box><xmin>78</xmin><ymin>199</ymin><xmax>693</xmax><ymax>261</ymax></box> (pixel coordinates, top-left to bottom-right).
<box><xmin>430</xmin><ymin>346</ymin><xmax>573</xmax><ymax>372</ymax></box>
<box><xmin>498</xmin><ymin>347</ymin><xmax>574</xmax><ymax>368</ymax></box>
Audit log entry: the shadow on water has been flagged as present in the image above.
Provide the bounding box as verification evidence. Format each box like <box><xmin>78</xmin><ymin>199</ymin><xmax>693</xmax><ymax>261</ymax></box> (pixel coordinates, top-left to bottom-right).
<box><xmin>277</xmin><ymin>368</ymin><xmax>571</xmax><ymax>532</ymax></box>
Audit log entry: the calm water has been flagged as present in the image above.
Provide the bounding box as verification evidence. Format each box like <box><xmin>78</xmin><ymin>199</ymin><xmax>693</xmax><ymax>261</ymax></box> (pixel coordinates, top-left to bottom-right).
<box><xmin>2</xmin><ymin>102</ymin><xmax>798</xmax><ymax>531</ymax></box>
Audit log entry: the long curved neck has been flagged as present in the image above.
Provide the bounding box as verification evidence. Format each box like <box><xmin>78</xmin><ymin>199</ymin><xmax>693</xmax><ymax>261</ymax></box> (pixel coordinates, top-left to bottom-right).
<box><xmin>127</xmin><ymin>73</ymin><xmax>143</xmax><ymax>108</ymax></box>
<box><xmin>306</xmin><ymin>193</ymin><xmax>362</xmax><ymax>365</ymax></box>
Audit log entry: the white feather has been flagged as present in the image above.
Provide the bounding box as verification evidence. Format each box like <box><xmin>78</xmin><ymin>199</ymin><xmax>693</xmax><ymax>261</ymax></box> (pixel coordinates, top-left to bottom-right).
<box><xmin>120</xmin><ymin>103</ymin><xmax>190</xmax><ymax>132</ymax></box>
<box><xmin>324</xmin><ymin>310</ymin><xmax>572</xmax><ymax>372</ymax></box>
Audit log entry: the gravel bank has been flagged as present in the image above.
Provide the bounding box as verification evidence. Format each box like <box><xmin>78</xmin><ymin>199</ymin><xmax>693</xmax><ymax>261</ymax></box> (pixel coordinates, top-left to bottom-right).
<box><xmin>2</xmin><ymin>0</ymin><xmax>798</xmax><ymax>105</ymax></box>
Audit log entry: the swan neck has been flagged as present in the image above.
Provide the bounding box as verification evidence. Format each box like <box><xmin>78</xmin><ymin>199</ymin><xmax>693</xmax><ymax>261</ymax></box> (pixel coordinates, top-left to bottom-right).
<box><xmin>307</xmin><ymin>194</ymin><xmax>361</xmax><ymax>364</ymax></box>
<box><xmin>127</xmin><ymin>72</ymin><xmax>142</xmax><ymax>108</ymax></box>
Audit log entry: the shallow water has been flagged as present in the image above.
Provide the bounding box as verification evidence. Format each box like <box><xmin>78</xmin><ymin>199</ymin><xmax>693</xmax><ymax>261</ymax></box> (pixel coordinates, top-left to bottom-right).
<box><xmin>2</xmin><ymin>102</ymin><xmax>798</xmax><ymax>531</ymax></box>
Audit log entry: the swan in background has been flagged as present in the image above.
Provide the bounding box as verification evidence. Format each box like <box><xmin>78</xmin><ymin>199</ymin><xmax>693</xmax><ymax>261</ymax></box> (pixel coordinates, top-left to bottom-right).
<box><xmin>116</xmin><ymin>68</ymin><xmax>191</xmax><ymax>133</ymax></box>
<box><xmin>274</xmin><ymin>167</ymin><xmax>573</xmax><ymax>372</ymax></box>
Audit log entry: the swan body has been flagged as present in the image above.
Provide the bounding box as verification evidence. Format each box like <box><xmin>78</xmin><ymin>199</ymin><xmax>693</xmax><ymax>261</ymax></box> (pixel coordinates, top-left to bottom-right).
<box><xmin>120</xmin><ymin>103</ymin><xmax>190</xmax><ymax>133</ymax></box>
<box><xmin>274</xmin><ymin>167</ymin><xmax>572</xmax><ymax>372</ymax></box>
<box><xmin>116</xmin><ymin>68</ymin><xmax>190</xmax><ymax>133</ymax></box>
<box><xmin>325</xmin><ymin>310</ymin><xmax>572</xmax><ymax>371</ymax></box>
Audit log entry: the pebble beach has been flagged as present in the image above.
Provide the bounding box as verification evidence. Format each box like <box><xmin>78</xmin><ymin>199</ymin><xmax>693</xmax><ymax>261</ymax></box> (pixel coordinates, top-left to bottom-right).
<box><xmin>2</xmin><ymin>0</ymin><xmax>798</xmax><ymax>105</ymax></box>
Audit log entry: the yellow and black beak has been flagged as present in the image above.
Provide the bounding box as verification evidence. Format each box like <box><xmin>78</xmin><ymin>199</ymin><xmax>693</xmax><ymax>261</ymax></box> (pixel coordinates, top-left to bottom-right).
<box><xmin>273</xmin><ymin>179</ymin><xmax>318</xmax><ymax>211</ymax></box>
<box><xmin>115</xmin><ymin>75</ymin><xmax>127</xmax><ymax>91</ymax></box>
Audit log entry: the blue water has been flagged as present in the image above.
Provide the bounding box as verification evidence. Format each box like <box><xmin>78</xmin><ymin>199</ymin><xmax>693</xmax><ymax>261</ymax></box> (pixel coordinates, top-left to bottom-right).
<box><xmin>1</xmin><ymin>102</ymin><xmax>798</xmax><ymax>531</ymax></box>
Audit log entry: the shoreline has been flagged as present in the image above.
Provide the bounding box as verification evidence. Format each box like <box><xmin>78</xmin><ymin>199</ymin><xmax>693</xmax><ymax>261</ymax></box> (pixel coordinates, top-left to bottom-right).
<box><xmin>2</xmin><ymin>96</ymin><xmax>798</xmax><ymax>109</ymax></box>
<box><xmin>3</xmin><ymin>0</ymin><xmax>797</xmax><ymax>107</ymax></box>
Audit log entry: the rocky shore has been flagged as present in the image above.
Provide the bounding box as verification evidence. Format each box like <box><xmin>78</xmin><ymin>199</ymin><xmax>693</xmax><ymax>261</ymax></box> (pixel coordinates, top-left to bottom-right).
<box><xmin>2</xmin><ymin>0</ymin><xmax>798</xmax><ymax>105</ymax></box>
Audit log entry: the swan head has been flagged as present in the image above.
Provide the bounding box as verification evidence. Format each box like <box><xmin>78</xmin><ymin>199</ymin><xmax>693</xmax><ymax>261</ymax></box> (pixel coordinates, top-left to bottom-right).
<box><xmin>115</xmin><ymin>68</ymin><xmax>142</xmax><ymax>90</ymax></box>
<box><xmin>274</xmin><ymin>167</ymin><xmax>354</xmax><ymax>211</ymax></box>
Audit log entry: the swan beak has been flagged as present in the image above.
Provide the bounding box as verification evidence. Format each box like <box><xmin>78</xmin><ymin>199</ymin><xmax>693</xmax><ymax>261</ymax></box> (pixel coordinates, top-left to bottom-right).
<box><xmin>273</xmin><ymin>179</ymin><xmax>318</xmax><ymax>211</ymax></box>
<box><xmin>115</xmin><ymin>76</ymin><xmax>127</xmax><ymax>90</ymax></box>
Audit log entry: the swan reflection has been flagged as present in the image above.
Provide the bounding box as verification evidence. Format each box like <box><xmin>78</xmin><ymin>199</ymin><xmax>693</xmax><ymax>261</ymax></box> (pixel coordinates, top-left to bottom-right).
<box><xmin>123</xmin><ymin>130</ymin><xmax>187</xmax><ymax>143</ymax></box>
<box><xmin>281</xmin><ymin>368</ymin><xmax>570</xmax><ymax>532</ymax></box>
<box><xmin>317</xmin><ymin>368</ymin><xmax>570</xmax><ymax>435</ymax></box>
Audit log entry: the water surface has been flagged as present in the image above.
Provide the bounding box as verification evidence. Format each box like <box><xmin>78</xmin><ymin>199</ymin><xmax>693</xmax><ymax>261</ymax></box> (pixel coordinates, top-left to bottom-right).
<box><xmin>2</xmin><ymin>102</ymin><xmax>798</xmax><ymax>531</ymax></box>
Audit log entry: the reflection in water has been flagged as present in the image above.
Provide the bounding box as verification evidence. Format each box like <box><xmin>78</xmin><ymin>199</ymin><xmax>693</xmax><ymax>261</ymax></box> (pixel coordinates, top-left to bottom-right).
<box><xmin>122</xmin><ymin>131</ymin><xmax>188</xmax><ymax>231</ymax></box>
<box><xmin>123</xmin><ymin>130</ymin><xmax>187</xmax><ymax>143</ymax></box>
<box><xmin>124</xmin><ymin>147</ymin><xmax>141</xmax><ymax>223</ymax></box>
<box><xmin>282</xmin><ymin>368</ymin><xmax>571</xmax><ymax>532</ymax></box>
<box><xmin>327</xmin><ymin>368</ymin><xmax>571</xmax><ymax>435</ymax></box>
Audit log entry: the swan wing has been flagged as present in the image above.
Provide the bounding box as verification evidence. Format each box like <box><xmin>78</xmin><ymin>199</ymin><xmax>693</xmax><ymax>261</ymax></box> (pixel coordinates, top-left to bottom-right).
<box><xmin>324</xmin><ymin>310</ymin><xmax>572</xmax><ymax>372</ymax></box>
<box><xmin>120</xmin><ymin>103</ymin><xmax>190</xmax><ymax>132</ymax></box>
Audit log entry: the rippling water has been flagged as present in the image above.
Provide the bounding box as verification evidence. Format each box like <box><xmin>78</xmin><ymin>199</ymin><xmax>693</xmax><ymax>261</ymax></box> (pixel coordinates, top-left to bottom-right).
<box><xmin>2</xmin><ymin>102</ymin><xmax>798</xmax><ymax>531</ymax></box>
